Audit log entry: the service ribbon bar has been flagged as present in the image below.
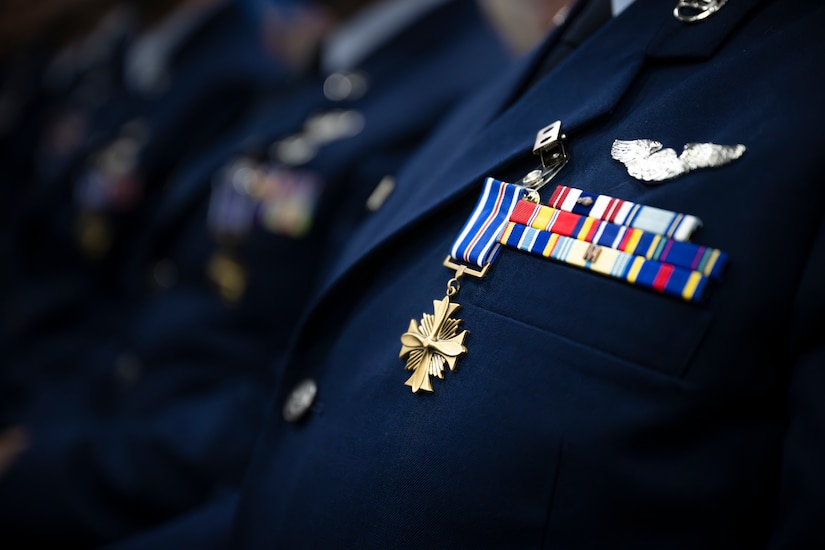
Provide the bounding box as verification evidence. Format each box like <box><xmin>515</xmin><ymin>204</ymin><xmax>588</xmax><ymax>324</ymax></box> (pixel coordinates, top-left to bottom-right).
<box><xmin>208</xmin><ymin>172</ymin><xmax>259</xmax><ymax>238</ymax></box>
<box><xmin>548</xmin><ymin>185</ymin><xmax>702</xmax><ymax>241</ymax></box>
<box><xmin>510</xmin><ymin>199</ymin><xmax>726</xmax><ymax>280</ymax></box>
<box><xmin>499</xmin><ymin>221</ymin><xmax>709</xmax><ymax>303</ymax></box>
<box><xmin>450</xmin><ymin>177</ymin><xmax>523</xmax><ymax>267</ymax></box>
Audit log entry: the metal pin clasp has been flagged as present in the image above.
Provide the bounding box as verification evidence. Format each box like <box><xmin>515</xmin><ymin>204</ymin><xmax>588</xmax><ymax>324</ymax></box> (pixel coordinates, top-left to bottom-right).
<box><xmin>443</xmin><ymin>256</ymin><xmax>491</xmax><ymax>296</ymax></box>
<box><xmin>673</xmin><ymin>0</ymin><xmax>727</xmax><ymax>23</ymax></box>
<box><xmin>533</xmin><ymin>121</ymin><xmax>567</xmax><ymax>169</ymax></box>
<box><xmin>516</xmin><ymin>121</ymin><xmax>569</xmax><ymax>201</ymax></box>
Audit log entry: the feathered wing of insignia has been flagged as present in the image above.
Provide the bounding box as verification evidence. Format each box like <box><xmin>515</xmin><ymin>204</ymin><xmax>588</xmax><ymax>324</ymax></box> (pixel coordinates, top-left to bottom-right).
<box><xmin>679</xmin><ymin>142</ymin><xmax>747</xmax><ymax>172</ymax></box>
<box><xmin>612</xmin><ymin>139</ymin><xmax>746</xmax><ymax>183</ymax></box>
<box><xmin>611</xmin><ymin>139</ymin><xmax>686</xmax><ymax>181</ymax></box>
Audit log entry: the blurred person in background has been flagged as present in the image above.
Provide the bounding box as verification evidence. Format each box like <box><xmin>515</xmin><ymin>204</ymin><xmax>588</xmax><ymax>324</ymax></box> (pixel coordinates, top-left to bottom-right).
<box><xmin>0</xmin><ymin>0</ymin><xmax>511</xmax><ymax>547</ymax></box>
<box><xmin>479</xmin><ymin>0</ymin><xmax>575</xmax><ymax>53</ymax></box>
<box><xmin>0</xmin><ymin>0</ymin><xmax>124</xmax><ymax>190</ymax></box>
<box><xmin>0</xmin><ymin>0</ymin><xmax>127</xmax><ymax>334</ymax></box>
<box><xmin>0</xmin><ymin>0</ymin><xmax>291</xmax><ymax>546</ymax></box>
<box><xmin>0</xmin><ymin>0</ymin><xmax>128</xmax><ymax>469</ymax></box>
<box><xmin>2</xmin><ymin>0</ymin><xmax>289</xmax><ymax>346</ymax></box>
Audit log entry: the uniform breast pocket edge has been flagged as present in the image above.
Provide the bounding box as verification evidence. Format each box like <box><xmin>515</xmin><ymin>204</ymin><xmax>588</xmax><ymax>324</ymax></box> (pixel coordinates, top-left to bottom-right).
<box><xmin>462</xmin><ymin>251</ymin><xmax>716</xmax><ymax>378</ymax></box>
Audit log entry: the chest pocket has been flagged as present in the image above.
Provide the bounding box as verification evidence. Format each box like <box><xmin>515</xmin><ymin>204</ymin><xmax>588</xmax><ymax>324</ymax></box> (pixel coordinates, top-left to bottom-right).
<box><xmin>462</xmin><ymin>247</ymin><xmax>714</xmax><ymax>377</ymax></box>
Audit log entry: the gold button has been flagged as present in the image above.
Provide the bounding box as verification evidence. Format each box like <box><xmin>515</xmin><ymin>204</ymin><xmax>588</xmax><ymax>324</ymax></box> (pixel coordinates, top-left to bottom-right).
<box><xmin>207</xmin><ymin>251</ymin><xmax>247</xmax><ymax>303</ymax></box>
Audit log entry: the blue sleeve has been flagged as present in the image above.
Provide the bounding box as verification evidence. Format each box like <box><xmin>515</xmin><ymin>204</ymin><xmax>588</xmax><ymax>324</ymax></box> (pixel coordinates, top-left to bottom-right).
<box><xmin>0</xmin><ymin>374</ymin><xmax>265</xmax><ymax>547</ymax></box>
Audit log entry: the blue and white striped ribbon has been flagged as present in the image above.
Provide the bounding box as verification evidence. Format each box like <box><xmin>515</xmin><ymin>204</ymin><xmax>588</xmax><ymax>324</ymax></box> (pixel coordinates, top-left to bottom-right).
<box><xmin>449</xmin><ymin>177</ymin><xmax>523</xmax><ymax>267</ymax></box>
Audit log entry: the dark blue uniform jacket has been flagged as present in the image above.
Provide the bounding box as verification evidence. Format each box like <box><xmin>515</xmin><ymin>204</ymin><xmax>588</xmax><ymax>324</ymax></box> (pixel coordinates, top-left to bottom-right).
<box><xmin>226</xmin><ymin>0</ymin><xmax>825</xmax><ymax>548</ymax></box>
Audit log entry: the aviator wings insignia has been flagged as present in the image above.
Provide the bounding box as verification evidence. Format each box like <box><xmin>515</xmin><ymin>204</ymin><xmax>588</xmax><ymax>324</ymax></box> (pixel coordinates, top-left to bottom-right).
<box><xmin>612</xmin><ymin>139</ymin><xmax>746</xmax><ymax>183</ymax></box>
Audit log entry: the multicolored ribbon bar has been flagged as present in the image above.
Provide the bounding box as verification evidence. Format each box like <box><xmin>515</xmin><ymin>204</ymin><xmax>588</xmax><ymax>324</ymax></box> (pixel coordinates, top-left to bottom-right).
<box><xmin>209</xmin><ymin>161</ymin><xmax>323</xmax><ymax>239</ymax></box>
<box><xmin>548</xmin><ymin>185</ymin><xmax>702</xmax><ymax>241</ymax></box>
<box><xmin>509</xmin><ymin>199</ymin><xmax>726</xmax><ymax>280</ymax></box>
<box><xmin>499</xmin><ymin>221</ymin><xmax>709</xmax><ymax>302</ymax></box>
<box><xmin>208</xmin><ymin>161</ymin><xmax>260</xmax><ymax>238</ymax></box>
<box><xmin>450</xmin><ymin>177</ymin><xmax>523</xmax><ymax>267</ymax></box>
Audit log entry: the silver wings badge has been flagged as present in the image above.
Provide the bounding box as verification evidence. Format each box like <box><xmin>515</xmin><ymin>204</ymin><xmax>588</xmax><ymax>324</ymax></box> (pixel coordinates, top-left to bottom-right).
<box><xmin>611</xmin><ymin>139</ymin><xmax>746</xmax><ymax>183</ymax></box>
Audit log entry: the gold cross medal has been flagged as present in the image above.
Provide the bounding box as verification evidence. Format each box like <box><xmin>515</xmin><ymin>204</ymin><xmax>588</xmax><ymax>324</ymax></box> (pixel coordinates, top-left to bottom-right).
<box><xmin>400</xmin><ymin>122</ymin><xmax>569</xmax><ymax>393</ymax></box>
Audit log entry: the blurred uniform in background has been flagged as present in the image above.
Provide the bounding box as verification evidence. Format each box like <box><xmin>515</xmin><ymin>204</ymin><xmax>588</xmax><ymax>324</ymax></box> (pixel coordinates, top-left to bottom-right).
<box><xmin>0</xmin><ymin>0</ymin><xmax>511</xmax><ymax>547</ymax></box>
<box><xmin>0</xmin><ymin>0</ymin><xmax>124</xmax><ymax>186</ymax></box>
<box><xmin>2</xmin><ymin>0</ymin><xmax>288</xmax><ymax>346</ymax></box>
<box><xmin>0</xmin><ymin>1</ymin><xmax>127</xmax><ymax>349</ymax></box>
<box><xmin>0</xmin><ymin>0</ymin><xmax>130</xmax><ymax>447</ymax></box>
<box><xmin>0</xmin><ymin>0</ymin><xmax>291</xmax><ymax>546</ymax></box>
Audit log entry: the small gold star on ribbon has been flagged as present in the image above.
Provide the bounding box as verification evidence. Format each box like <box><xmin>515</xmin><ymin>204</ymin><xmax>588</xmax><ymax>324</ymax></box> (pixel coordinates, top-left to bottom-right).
<box><xmin>399</xmin><ymin>296</ymin><xmax>468</xmax><ymax>393</ymax></box>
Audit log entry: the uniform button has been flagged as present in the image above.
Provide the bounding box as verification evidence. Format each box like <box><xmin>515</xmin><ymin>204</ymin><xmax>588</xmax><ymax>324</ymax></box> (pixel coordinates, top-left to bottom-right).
<box><xmin>151</xmin><ymin>259</ymin><xmax>178</xmax><ymax>289</ymax></box>
<box><xmin>323</xmin><ymin>72</ymin><xmax>368</xmax><ymax>101</ymax></box>
<box><xmin>114</xmin><ymin>352</ymin><xmax>142</xmax><ymax>386</ymax></box>
<box><xmin>365</xmin><ymin>175</ymin><xmax>395</xmax><ymax>212</ymax></box>
<box><xmin>273</xmin><ymin>135</ymin><xmax>317</xmax><ymax>166</ymax></box>
<box><xmin>283</xmin><ymin>379</ymin><xmax>318</xmax><ymax>422</ymax></box>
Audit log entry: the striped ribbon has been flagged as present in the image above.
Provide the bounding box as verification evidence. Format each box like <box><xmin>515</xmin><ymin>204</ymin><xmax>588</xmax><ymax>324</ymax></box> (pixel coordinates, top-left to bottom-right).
<box><xmin>208</xmin><ymin>162</ymin><xmax>260</xmax><ymax>237</ymax></box>
<box><xmin>499</xmin><ymin>221</ymin><xmax>709</xmax><ymax>303</ymax></box>
<box><xmin>510</xmin><ymin>199</ymin><xmax>726</xmax><ymax>280</ymax></box>
<box><xmin>548</xmin><ymin>185</ymin><xmax>702</xmax><ymax>241</ymax></box>
<box><xmin>450</xmin><ymin>177</ymin><xmax>523</xmax><ymax>267</ymax></box>
<box><xmin>209</xmin><ymin>161</ymin><xmax>323</xmax><ymax>238</ymax></box>
<box><xmin>449</xmin><ymin>177</ymin><xmax>722</xmax><ymax>302</ymax></box>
